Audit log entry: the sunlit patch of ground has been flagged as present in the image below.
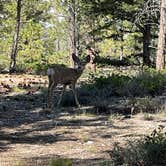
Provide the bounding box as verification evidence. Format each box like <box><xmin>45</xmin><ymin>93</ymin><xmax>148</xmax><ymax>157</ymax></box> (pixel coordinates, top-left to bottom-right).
<box><xmin>0</xmin><ymin>74</ymin><xmax>166</xmax><ymax>165</ymax></box>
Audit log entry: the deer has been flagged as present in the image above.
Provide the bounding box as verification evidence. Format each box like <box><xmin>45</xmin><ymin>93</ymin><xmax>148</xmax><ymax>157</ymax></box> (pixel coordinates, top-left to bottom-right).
<box><xmin>47</xmin><ymin>53</ymin><xmax>90</xmax><ymax>109</ymax></box>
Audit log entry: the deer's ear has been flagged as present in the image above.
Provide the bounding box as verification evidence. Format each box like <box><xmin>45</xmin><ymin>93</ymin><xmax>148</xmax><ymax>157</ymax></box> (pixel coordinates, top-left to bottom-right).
<box><xmin>72</xmin><ymin>53</ymin><xmax>80</xmax><ymax>63</ymax></box>
<box><xmin>85</xmin><ymin>55</ymin><xmax>91</xmax><ymax>63</ymax></box>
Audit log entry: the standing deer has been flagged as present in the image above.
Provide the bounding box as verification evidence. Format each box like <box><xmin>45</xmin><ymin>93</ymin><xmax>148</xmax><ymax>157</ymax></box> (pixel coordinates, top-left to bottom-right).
<box><xmin>47</xmin><ymin>53</ymin><xmax>90</xmax><ymax>108</ymax></box>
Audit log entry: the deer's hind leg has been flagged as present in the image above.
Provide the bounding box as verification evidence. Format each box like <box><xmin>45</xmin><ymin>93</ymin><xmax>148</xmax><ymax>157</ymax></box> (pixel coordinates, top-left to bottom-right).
<box><xmin>47</xmin><ymin>78</ymin><xmax>57</xmax><ymax>109</ymax></box>
<box><xmin>57</xmin><ymin>84</ymin><xmax>67</xmax><ymax>107</ymax></box>
<box><xmin>71</xmin><ymin>82</ymin><xmax>80</xmax><ymax>107</ymax></box>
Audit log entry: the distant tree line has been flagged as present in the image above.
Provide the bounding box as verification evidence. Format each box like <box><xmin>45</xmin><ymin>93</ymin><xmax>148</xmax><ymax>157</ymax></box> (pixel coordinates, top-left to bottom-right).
<box><xmin>0</xmin><ymin>0</ymin><xmax>165</xmax><ymax>73</ymax></box>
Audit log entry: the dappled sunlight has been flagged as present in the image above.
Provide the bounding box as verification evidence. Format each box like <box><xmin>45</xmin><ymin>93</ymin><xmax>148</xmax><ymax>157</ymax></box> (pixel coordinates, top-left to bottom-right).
<box><xmin>0</xmin><ymin>73</ymin><xmax>166</xmax><ymax>165</ymax></box>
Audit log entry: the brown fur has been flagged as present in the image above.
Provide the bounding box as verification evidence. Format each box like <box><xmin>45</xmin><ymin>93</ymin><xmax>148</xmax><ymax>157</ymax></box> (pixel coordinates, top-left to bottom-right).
<box><xmin>47</xmin><ymin>54</ymin><xmax>90</xmax><ymax>109</ymax></box>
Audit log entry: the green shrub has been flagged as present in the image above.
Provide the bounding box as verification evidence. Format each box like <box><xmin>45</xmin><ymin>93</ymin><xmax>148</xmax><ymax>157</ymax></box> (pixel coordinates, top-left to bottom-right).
<box><xmin>127</xmin><ymin>71</ymin><xmax>166</xmax><ymax>96</ymax></box>
<box><xmin>84</xmin><ymin>70</ymin><xmax>166</xmax><ymax>97</ymax></box>
<box><xmin>50</xmin><ymin>158</ymin><xmax>72</xmax><ymax>166</ymax></box>
<box><xmin>111</xmin><ymin>125</ymin><xmax>166</xmax><ymax>166</ymax></box>
<box><xmin>0</xmin><ymin>54</ymin><xmax>10</xmax><ymax>72</ymax></box>
<box><xmin>11</xmin><ymin>86</ymin><xmax>24</xmax><ymax>93</ymax></box>
<box><xmin>143</xmin><ymin>125</ymin><xmax>166</xmax><ymax>165</ymax></box>
<box><xmin>143</xmin><ymin>113</ymin><xmax>154</xmax><ymax>121</ymax></box>
<box><xmin>127</xmin><ymin>97</ymin><xmax>160</xmax><ymax>113</ymax></box>
<box><xmin>85</xmin><ymin>72</ymin><xmax>130</xmax><ymax>91</ymax></box>
<box><xmin>90</xmin><ymin>75</ymin><xmax>112</xmax><ymax>89</ymax></box>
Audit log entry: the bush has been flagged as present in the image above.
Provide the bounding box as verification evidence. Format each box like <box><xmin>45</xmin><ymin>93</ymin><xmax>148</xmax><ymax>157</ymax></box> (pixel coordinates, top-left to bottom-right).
<box><xmin>127</xmin><ymin>97</ymin><xmax>160</xmax><ymax>113</ymax></box>
<box><xmin>126</xmin><ymin>71</ymin><xmax>166</xmax><ymax>96</ymax></box>
<box><xmin>0</xmin><ymin>54</ymin><xmax>10</xmax><ymax>72</ymax></box>
<box><xmin>84</xmin><ymin>70</ymin><xmax>166</xmax><ymax>97</ymax></box>
<box><xmin>111</xmin><ymin>125</ymin><xmax>166</xmax><ymax>166</ymax></box>
<box><xmin>85</xmin><ymin>72</ymin><xmax>130</xmax><ymax>91</ymax></box>
<box><xmin>50</xmin><ymin>158</ymin><xmax>72</xmax><ymax>166</ymax></box>
<box><xmin>143</xmin><ymin>125</ymin><xmax>166</xmax><ymax>165</ymax></box>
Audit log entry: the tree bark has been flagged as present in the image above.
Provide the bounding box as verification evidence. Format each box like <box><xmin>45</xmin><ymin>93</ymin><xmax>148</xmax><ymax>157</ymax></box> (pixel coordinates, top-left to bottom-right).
<box><xmin>156</xmin><ymin>0</ymin><xmax>166</xmax><ymax>71</ymax></box>
<box><xmin>9</xmin><ymin>0</ymin><xmax>22</xmax><ymax>73</ymax></box>
<box><xmin>69</xmin><ymin>0</ymin><xmax>77</xmax><ymax>68</ymax></box>
<box><xmin>143</xmin><ymin>24</ymin><xmax>151</xmax><ymax>66</ymax></box>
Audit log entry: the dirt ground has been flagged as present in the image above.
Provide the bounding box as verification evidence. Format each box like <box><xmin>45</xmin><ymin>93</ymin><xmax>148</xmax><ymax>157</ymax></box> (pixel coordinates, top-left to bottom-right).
<box><xmin>0</xmin><ymin>74</ymin><xmax>166</xmax><ymax>166</ymax></box>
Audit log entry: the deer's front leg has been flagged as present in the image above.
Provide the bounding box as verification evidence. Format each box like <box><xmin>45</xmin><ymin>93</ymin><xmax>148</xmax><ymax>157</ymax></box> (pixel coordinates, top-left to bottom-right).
<box><xmin>71</xmin><ymin>83</ymin><xmax>80</xmax><ymax>107</ymax></box>
<box><xmin>57</xmin><ymin>84</ymin><xmax>67</xmax><ymax>107</ymax></box>
<box><xmin>47</xmin><ymin>81</ymin><xmax>57</xmax><ymax>109</ymax></box>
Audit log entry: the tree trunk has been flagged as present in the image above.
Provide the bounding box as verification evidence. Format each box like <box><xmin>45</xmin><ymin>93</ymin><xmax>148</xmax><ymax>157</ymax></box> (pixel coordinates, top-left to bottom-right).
<box><xmin>9</xmin><ymin>0</ymin><xmax>22</xmax><ymax>73</ymax></box>
<box><xmin>156</xmin><ymin>0</ymin><xmax>166</xmax><ymax>71</ymax></box>
<box><xmin>69</xmin><ymin>0</ymin><xmax>77</xmax><ymax>68</ymax></box>
<box><xmin>143</xmin><ymin>24</ymin><xmax>151</xmax><ymax>66</ymax></box>
<box><xmin>75</xmin><ymin>0</ymin><xmax>80</xmax><ymax>56</ymax></box>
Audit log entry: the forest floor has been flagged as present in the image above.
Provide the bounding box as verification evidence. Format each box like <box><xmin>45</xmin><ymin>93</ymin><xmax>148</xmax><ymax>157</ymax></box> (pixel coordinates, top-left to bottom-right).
<box><xmin>0</xmin><ymin>74</ymin><xmax>166</xmax><ymax>166</ymax></box>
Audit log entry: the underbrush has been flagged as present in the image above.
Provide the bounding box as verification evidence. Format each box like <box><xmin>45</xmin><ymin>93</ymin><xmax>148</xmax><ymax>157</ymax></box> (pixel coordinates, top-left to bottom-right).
<box><xmin>84</xmin><ymin>69</ymin><xmax>166</xmax><ymax>97</ymax></box>
<box><xmin>110</xmin><ymin>125</ymin><xmax>166</xmax><ymax>166</ymax></box>
<box><xmin>2</xmin><ymin>67</ymin><xmax>166</xmax><ymax>114</ymax></box>
<box><xmin>53</xmin><ymin>69</ymin><xmax>166</xmax><ymax>114</ymax></box>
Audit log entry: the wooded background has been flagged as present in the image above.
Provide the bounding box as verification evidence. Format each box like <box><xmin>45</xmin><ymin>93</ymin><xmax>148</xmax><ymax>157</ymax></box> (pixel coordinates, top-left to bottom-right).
<box><xmin>0</xmin><ymin>1</ymin><xmax>166</xmax><ymax>165</ymax></box>
<box><xmin>0</xmin><ymin>0</ymin><xmax>165</xmax><ymax>73</ymax></box>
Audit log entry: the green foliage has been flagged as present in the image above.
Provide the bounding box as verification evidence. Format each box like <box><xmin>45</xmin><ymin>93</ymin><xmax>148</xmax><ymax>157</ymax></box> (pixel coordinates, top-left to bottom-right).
<box><xmin>111</xmin><ymin>125</ymin><xmax>166</xmax><ymax>166</ymax></box>
<box><xmin>86</xmin><ymin>72</ymin><xmax>130</xmax><ymax>90</ymax></box>
<box><xmin>143</xmin><ymin>125</ymin><xmax>166</xmax><ymax>165</ymax></box>
<box><xmin>85</xmin><ymin>69</ymin><xmax>166</xmax><ymax>97</ymax></box>
<box><xmin>126</xmin><ymin>69</ymin><xmax>166</xmax><ymax>96</ymax></box>
<box><xmin>50</xmin><ymin>158</ymin><xmax>72</xmax><ymax>166</ymax></box>
<box><xmin>88</xmin><ymin>74</ymin><xmax>112</xmax><ymax>89</ymax></box>
<box><xmin>0</xmin><ymin>55</ymin><xmax>10</xmax><ymax>71</ymax></box>
<box><xmin>128</xmin><ymin>97</ymin><xmax>160</xmax><ymax>113</ymax></box>
<box><xmin>0</xmin><ymin>0</ymin><xmax>160</xmax><ymax>74</ymax></box>
<box><xmin>110</xmin><ymin>73</ymin><xmax>130</xmax><ymax>88</ymax></box>
<box><xmin>143</xmin><ymin>113</ymin><xmax>154</xmax><ymax>121</ymax></box>
<box><xmin>46</xmin><ymin>51</ymin><xmax>69</xmax><ymax>66</ymax></box>
<box><xmin>11</xmin><ymin>86</ymin><xmax>24</xmax><ymax>93</ymax></box>
<box><xmin>98</xmin><ymin>32</ymin><xmax>142</xmax><ymax>59</ymax></box>
<box><xmin>0</xmin><ymin>0</ymin><xmax>69</xmax><ymax>73</ymax></box>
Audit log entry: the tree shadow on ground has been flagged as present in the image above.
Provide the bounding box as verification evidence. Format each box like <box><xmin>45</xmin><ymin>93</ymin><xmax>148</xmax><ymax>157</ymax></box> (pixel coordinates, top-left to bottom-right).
<box><xmin>0</xmin><ymin>87</ymin><xmax>133</xmax><ymax>154</ymax></box>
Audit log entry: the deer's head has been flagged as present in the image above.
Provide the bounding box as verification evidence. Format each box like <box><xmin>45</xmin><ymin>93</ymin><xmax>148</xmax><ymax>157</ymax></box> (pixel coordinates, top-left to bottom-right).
<box><xmin>72</xmin><ymin>53</ymin><xmax>90</xmax><ymax>71</ymax></box>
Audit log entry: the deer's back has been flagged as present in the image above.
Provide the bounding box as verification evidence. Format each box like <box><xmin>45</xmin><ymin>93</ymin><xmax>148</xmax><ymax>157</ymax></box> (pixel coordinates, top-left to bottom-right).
<box><xmin>47</xmin><ymin>65</ymin><xmax>81</xmax><ymax>84</ymax></box>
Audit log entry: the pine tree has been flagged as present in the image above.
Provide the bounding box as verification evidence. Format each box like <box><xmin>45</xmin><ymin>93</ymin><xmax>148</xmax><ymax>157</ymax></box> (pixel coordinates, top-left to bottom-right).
<box><xmin>156</xmin><ymin>0</ymin><xmax>166</xmax><ymax>70</ymax></box>
<box><xmin>9</xmin><ymin>0</ymin><xmax>22</xmax><ymax>73</ymax></box>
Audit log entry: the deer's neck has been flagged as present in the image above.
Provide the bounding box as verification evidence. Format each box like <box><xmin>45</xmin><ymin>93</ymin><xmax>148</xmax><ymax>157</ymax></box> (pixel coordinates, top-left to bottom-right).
<box><xmin>75</xmin><ymin>68</ymin><xmax>84</xmax><ymax>77</ymax></box>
